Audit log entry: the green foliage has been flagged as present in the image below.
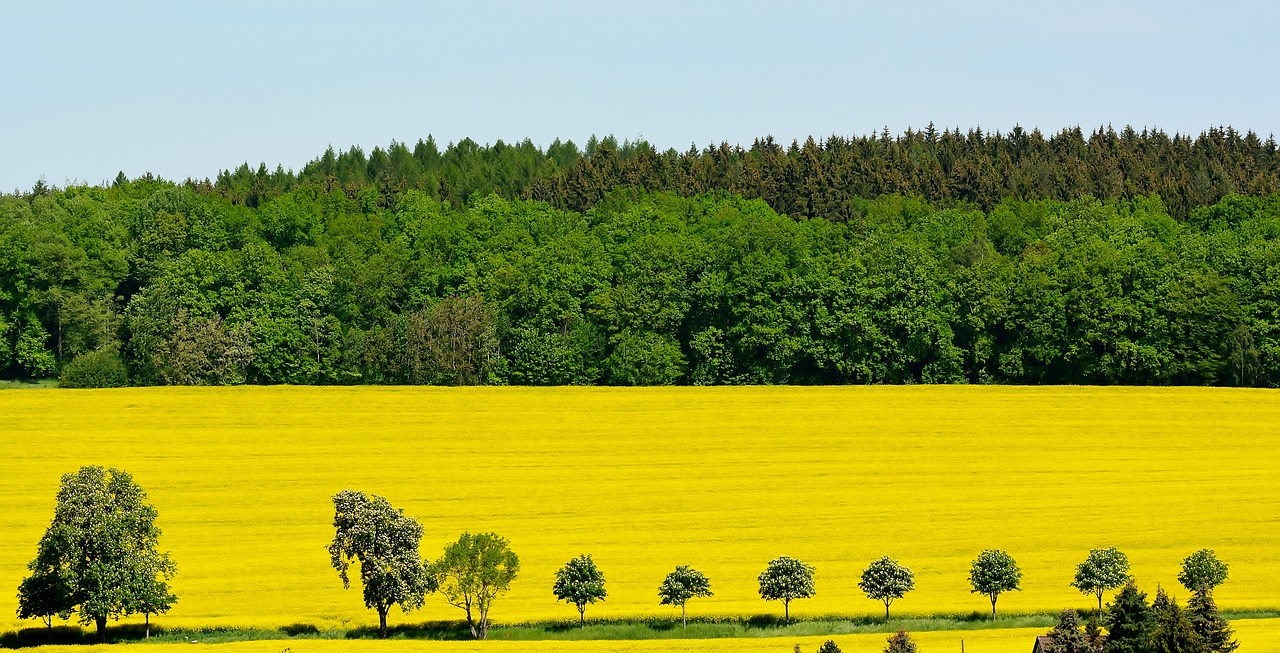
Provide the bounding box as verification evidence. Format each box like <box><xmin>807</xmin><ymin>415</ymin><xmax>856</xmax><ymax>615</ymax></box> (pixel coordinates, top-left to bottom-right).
<box><xmin>327</xmin><ymin>490</ymin><xmax>432</xmax><ymax>639</ymax></box>
<box><xmin>1046</xmin><ymin>610</ymin><xmax>1092</xmax><ymax>653</ymax></box>
<box><xmin>552</xmin><ymin>555</ymin><xmax>607</xmax><ymax>625</ymax></box>
<box><xmin>58</xmin><ymin>346</ymin><xmax>128</xmax><ymax>388</ymax></box>
<box><xmin>1072</xmin><ymin>547</ymin><xmax>1132</xmax><ymax>613</ymax></box>
<box><xmin>8</xmin><ymin>171</ymin><xmax>1280</xmax><ymax>388</ymax></box>
<box><xmin>758</xmin><ymin>556</ymin><xmax>816</xmax><ymax>622</ymax></box>
<box><xmin>1104</xmin><ymin>582</ymin><xmax>1156</xmax><ymax>653</ymax></box>
<box><xmin>657</xmin><ymin>565</ymin><xmax>712</xmax><ymax>627</ymax></box>
<box><xmin>817</xmin><ymin>639</ymin><xmax>842</xmax><ymax>653</ymax></box>
<box><xmin>883</xmin><ymin>630</ymin><xmax>917</xmax><ymax>653</ymax></box>
<box><xmin>430</xmin><ymin>532</ymin><xmax>520</xmax><ymax>639</ymax></box>
<box><xmin>857</xmin><ymin>556</ymin><xmax>915</xmax><ymax>620</ymax></box>
<box><xmin>968</xmin><ymin>549</ymin><xmax>1022</xmax><ymax>619</ymax></box>
<box><xmin>1151</xmin><ymin>587</ymin><xmax>1207</xmax><ymax>653</ymax></box>
<box><xmin>17</xmin><ymin>466</ymin><xmax>176</xmax><ymax>642</ymax></box>
<box><xmin>1186</xmin><ymin>586</ymin><xmax>1238</xmax><ymax>653</ymax></box>
<box><xmin>1177</xmin><ymin>550</ymin><xmax>1228</xmax><ymax>593</ymax></box>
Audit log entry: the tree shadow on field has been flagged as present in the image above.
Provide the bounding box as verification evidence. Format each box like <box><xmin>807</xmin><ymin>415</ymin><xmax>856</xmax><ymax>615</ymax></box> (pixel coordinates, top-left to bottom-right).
<box><xmin>0</xmin><ymin>624</ymin><xmax>159</xmax><ymax>648</ymax></box>
<box><xmin>344</xmin><ymin>620</ymin><xmax>474</xmax><ymax>641</ymax></box>
<box><xmin>280</xmin><ymin>623</ymin><xmax>321</xmax><ymax>636</ymax></box>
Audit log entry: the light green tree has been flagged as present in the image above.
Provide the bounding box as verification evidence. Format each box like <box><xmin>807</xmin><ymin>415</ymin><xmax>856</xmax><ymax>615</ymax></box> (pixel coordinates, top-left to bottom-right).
<box><xmin>430</xmin><ymin>532</ymin><xmax>520</xmax><ymax>639</ymax></box>
<box><xmin>758</xmin><ymin>556</ymin><xmax>816</xmax><ymax>622</ymax></box>
<box><xmin>1178</xmin><ymin>550</ymin><xmax>1228</xmax><ymax>593</ymax></box>
<box><xmin>968</xmin><ymin>549</ymin><xmax>1021</xmax><ymax>619</ymax></box>
<box><xmin>552</xmin><ymin>554</ymin><xmax>607</xmax><ymax>626</ymax></box>
<box><xmin>327</xmin><ymin>490</ymin><xmax>432</xmax><ymax>639</ymax></box>
<box><xmin>1072</xmin><ymin>547</ymin><xmax>1132</xmax><ymax>615</ymax></box>
<box><xmin>658</xmin><ymin>565</ymin><xmax>712</xmax><ymax>628</ymax></box>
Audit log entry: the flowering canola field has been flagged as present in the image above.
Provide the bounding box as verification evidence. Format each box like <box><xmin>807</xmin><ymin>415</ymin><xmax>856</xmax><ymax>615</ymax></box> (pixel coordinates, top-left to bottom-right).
<box><xmin>0</xmin><ymin>386</ymin><xmax>1277</xmax><ymax>636</ymax></box>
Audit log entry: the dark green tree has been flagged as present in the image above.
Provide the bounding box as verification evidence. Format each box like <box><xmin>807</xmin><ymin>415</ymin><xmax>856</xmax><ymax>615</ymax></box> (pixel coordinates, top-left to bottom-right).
<box><xmin>17</xmin><ymin>466</ymin><xmax>176</xmax><ymax>643</ymax></box>
<box><xmin>1151</xmin><ymin>587</ymin><xmax>1206</xmax><ymax>653</ymax></box>
<box><xmin>857</xmin><ymin>555</ymin><xmax>915</xmax><ymax>620</ymax></box>
<box><xmin>883</xmin><ymin>630</ymin><xmax>917</xmax><ymax>653</ymax></box>
<box><xmin>1187</xmin><ymin>585</ymin><xmax>1238</xmax><ymax>653</ymax></box>
<box><xmin>1177</xmin><ymin>550</ymin><xmax>1228</xmax><ymax>593</ymax></box>
<box><xmin>1072</xmin><ymin>547</ymin><xmax>1132</xmax><ymax>615</ymax></box>
<box><xmin>1104</xmin><ymin>582</ymin><xmax>1156</xmax><ymax>653</ymax></box>
<box><xmin>1045</xmin><ymin>610</ymin><xmax>1092</xmax><ymax>653</ymax></box>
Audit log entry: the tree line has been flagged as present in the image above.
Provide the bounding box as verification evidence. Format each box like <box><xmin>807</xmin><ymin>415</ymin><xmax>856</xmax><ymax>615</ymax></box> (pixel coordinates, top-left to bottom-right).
<box><xmin>5</xmin><ymin>176</ymin><xmax>1280</xmax><ymax>387</ymax></box>
<box><xmin>15</xmin><ymin>467</ymin><xmax>1240</xmax><ymax>652</ymax></box>
<box><xmin>197</xmin><ymin>126</ymin><xmax>1280</xmax><ymax>222</ymax></box>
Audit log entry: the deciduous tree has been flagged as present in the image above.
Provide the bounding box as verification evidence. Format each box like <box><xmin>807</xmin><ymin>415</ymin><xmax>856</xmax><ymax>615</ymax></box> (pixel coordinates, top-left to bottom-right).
<box><xmin>327</xmin><ymin>490</ymin><xmax>432</xmax><ymax>639</ymax></box>
<box><xmin>1177</xmin><ymin>550</ymin><xmax>1228</xmax><ymax>593</ymax></box>
<box><xmin>1072</xmin><ymin>547</ymin><xmax>1132</xmax><ymax>615</ymax></box>
<box><xmin>968</xmin><ymin>549</ymin><xmax>1021</xmax><ymax>619</ymax></box>
<box><xmin>857</xmin><ymin>556</ymin><xmax>915</xmax><ymax>620</ymax></box>
<box><xmin>658</xmin><ymin>565</ymin><xmax>712</xmax><ymax>628</ymax></box>
<box><xmin>430</xmin><ymin>532</ymin><xmax>520</xmax><ymax>639</ymax></box>
<box><xmin>552</xmin><ymin>554</ymin><xmax>607</xmax><ymax>626</ymax></box>
<box><xmin>758</xmin><ymin>556</ymin><xmax>816</xmax><ymax>622</ymax></box>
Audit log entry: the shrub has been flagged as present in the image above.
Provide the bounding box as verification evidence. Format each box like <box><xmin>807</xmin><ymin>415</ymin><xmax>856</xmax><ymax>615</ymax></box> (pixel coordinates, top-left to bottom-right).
<box><xmin>817</xmin><ymin>640</ymin><xmax>841</xmax><ymax>653</ymax></box>
<box><xmin>59</xmin><ymin>348</ymin><xmax>128</xmax><ymax>388</ymax></box>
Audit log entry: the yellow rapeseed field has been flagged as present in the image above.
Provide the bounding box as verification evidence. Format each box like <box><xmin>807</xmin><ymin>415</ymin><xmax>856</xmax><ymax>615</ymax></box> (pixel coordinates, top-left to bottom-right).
<box><xmin>0</xmin><ymin>386</ymin><xmax>1277</xmax><ymax>637</ymax></box>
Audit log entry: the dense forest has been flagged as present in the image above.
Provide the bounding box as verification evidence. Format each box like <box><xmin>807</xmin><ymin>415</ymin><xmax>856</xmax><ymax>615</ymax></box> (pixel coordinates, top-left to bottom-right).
<box><xmin>4</xmin><ymin>126</ymin><xmax>1280</xmax><ymax>387</ymax></box>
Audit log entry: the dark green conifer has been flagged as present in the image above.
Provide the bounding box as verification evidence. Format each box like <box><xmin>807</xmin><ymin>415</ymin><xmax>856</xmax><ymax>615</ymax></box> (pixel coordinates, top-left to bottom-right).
<box><xmin>1104</xmin><ymin>582</ymin><xmax>1155</xmax><ymax>653</ymax></box>
<box><xmin>1187</xmin><ymin>586</ymin><xmax>1238</xmax><ymax>653</ymax></box>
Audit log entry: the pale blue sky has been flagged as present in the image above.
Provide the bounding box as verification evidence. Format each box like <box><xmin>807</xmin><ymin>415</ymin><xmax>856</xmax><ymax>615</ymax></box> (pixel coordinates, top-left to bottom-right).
<box><xmin>3</xmin><ymin>0</ymin><xmax>1277</xmax><ymax>190</ymax></box>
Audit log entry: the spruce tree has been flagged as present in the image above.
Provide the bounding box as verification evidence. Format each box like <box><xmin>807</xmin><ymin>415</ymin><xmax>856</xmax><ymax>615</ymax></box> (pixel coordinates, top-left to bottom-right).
<box><xmin>1085</xmin><ymin>614</ymin><xmax>1107</xmax><ymax>653</ymax></box>
<box><xmin>884</xmin><ymin>630</ymin><xmax>917</xmax><ymax>653</ymax></box>
<box><xmin>1045</xmin><ymin>610</ymin><xmax>1091</xmax><ymax>653</ymax></box>
<box><xmin>1151</xmin><ymin>587</ymin><xmax>1206</xmax><ymax>653</ymax></box>
<box><xmin>1104</xmin><ymin>582</ymin><xmax>1155</xmax><ymax>653</ymax></box>
<box><xmin>1187</xmin><ymin>586</ymin><xmax>1238</xmax><ymax>653</ymax></box>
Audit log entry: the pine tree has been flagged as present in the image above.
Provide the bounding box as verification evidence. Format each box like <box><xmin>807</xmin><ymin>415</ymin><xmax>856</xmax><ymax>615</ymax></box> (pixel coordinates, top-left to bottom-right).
<box><xmin>1186</xmin><ymin>586</ymin><xmax>1238</xmax><ymax>653</ymax></box>
<box><xmin>1104</xmin><ymin>582</ymin><xmax>1155</xmax><ymax>653</ymax></box>
<box><xmin>1085</xmin><ymin>614</ymin><xmax>1108</xmax><ymax>653</ymax></box>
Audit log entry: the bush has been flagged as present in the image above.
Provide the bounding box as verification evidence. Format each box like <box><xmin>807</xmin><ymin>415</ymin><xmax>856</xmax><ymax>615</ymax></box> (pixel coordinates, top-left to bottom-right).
<box><xmin>817</xmin><ymin>640</ymin><xmax>841</xmax><ymax>653</ymax></box>
<box><xmin>884</xmin><ymin>630</ymin><xmax>917</xmax><ymax>653</ymax></box>
<box><xmin>59</xmin><ymin>348</ymin><xmax>128</xmax><ymax>388</ymax></box>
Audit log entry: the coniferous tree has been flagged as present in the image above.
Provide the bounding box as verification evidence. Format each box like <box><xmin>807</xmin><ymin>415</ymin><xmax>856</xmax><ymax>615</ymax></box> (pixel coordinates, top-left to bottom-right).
<box><xmin>883</xmin><ymin>630</ymin><xmax>917</xmax><ymax>653</ymax></box>
<box><xmin>1187</xmin><ymin>586</ymin><xmax>1238</xmax><ymax>653</ymax></box>
<box><xmin>1104</xmin><ymin>582</ymin><xmax>1156</xmax><ymax>653</ymax></box>
<box><xmin>1151</xmin><ymin>587</ymin><xmax>1206</xmax><ymax>653</ymax></box>
<box><xmin>1045</xmin><ymin>610</ymin><xmax>1092</xmax><ymax>653</ymax></box>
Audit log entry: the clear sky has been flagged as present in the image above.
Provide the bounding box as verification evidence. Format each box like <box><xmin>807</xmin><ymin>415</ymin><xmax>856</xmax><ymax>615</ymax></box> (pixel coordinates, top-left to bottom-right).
<box><xmin>3</xmin><ymin>0</ymin><xmax>1277</xmax><ymax>191</ymax></box>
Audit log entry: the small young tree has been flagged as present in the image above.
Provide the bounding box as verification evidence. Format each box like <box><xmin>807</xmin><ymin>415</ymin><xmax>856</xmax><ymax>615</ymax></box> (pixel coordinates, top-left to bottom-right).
<box><xmin>16</xmin><ymin>570</ymin><xmax>68</xmax><ymax>641</ymax></box>
<box><xmin>552</xmin><ymin>554</ymin><xmax>607</xmax><ymax>626</ymax></box>
<box><xmin>1085</xmin><ymin>614</ymin><xmax>1108</xmax><ymax>653</ymax></box>
<box><xmin>430</xmin><ymin>532</ymin><xmax>520</xmax><ymax>639</ymax></box>
<box><xmin>17</xmin><ymin>466</ymin><xmax>177</xmax><ymax>643</ymax></box>
<box><xmin>1072</xmin><ymin>547</ymin><xmax>1132</xmax><ymax>615</ymax></box>
<box><xmin>817</xmin><ymin>639</ymin><xmax>841</xmax><ymax>653</ymax></box>
<box><xmin>968</xmin><ymin>549</ymin><xmax>1021</xmax><ymax>619</ymax></box>
<box><xmin>327</xmin><ymin>490</ymin><xmax>432</xmax><ymax>639</ymax></box>
<box><xmin>858</xmin><ymin>556</ymin><xmax>915</xmax><ymax>620</ymax></box>
<box><xmin>1045</xmin><ymin>610</ymin><xmax>1091</xmax><ymax>653</ymax></box>
<box><xmin>1104</xmin><ymin>582</ymin><xmax>1155</xmax><ymax>653</ymax></box>
<box><xmin>1151</xmin><ymin>587</ymin><xmax>1206</xmax><ymax>653</ymax></box>
<box><xmin>758</xmin><ymin>556</ymin><xmax>816</xmax><ymax>622</ymax></box>
<box><xmin>1177</xmin><ymin>550</ymin><xmax>1228</xmax><ymax>594</ymax></box>
<box><xmin>884</xmin><ymin>629</ymin><xmax>918</xmax><ymax>653</ymax></box>
<box><xmin>1187</xmin><ymin>585</ymin><xmax>1238</xmax><ymax>653</ymax></box>
<box><xmin>658</xmin><ymin>565</ymin><xmax>712</xmax><ymax>628</ymax></box>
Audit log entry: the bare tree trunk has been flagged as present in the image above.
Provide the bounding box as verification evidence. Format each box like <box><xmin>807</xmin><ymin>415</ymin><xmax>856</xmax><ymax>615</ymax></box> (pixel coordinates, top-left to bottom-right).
<box><xmin>96</xmin><ymin>616</ymin><xmax>107</xmax><ymax>643</ymax></box>
<box><xmin>378</xmin><ymin>608</ymin><xmax>388</xmax><ymax>639</ymax></box>
<box><xmin>784</xmin><ymin>599</ymin><xmax>790</xmax><ymax>623</ymax></box>
<box><xmin>885</xmin><ymin>600</ymin><xmax>891</xmax><ymax>621</ymax></box>
<box><xmin>682</xmin><ymin>603</ymin><xmax>687</xmax><ymax>628</ymax></box>
<box><xmin>579</xmin><ymin>605</ymin><xmax>585</xmax><ymax>627</ymax></box>
<box><xmin>990</xmin><ymin>595</ymin><xmax>998</xmax><ymax>620</ymax></box>
<box><xmin>145</xmin><ymin>612</ymin><xmax>150</xmax><ymax>639</ymax></box>
<box><xmin>466</xmin><ymin>604</ymin><xmax>477</xmax><ymax>638</ymax></box>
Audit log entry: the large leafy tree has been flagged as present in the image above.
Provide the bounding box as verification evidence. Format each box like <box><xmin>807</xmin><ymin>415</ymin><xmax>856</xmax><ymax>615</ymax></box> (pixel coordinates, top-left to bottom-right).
<box><xmin>1072</xmin><ymin>547</ymin><xmax>1132</xmax><ymax>615</ymax></box>
<box><xmin>968</xmin><ymin>549</ymin><xmax>1021</xmax><ymax>619</ymax></box>
<box><xmin>657</xmin><ymin>565</ymin><xmax>712</xmax><ymax>628</ymax></box>
<box><xmin>17</xmin><ymin>466</ymin><xmax>176</xmax><ymax>643</ymax></box>
<box><xmin>430</xmin><ymin>532</ymin><xmax>520</xmax><ymax>639</ymax></box>
<box><xmin>857</xmin><ymin>556</ymin><xmax>915</xmax><ymax>620</ymax></box>
<box><xmin>757</xmin><ymin>556</ymin><xmax>816</xmax><ymax>622</ymax></box>
<box><xmin>552</xmin><ymin>554</ymin><xmax>607</xmax><ymax>626</ymax></box>
<box><xmin>1177</xmin><ymin>550</ymin><xmax>1228</xmax><ymax>593</ymax></box>
<box><xmin>327</xmin><ymin>490</ymin><xmax>432</xmax><ymax>639</ymax></box>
